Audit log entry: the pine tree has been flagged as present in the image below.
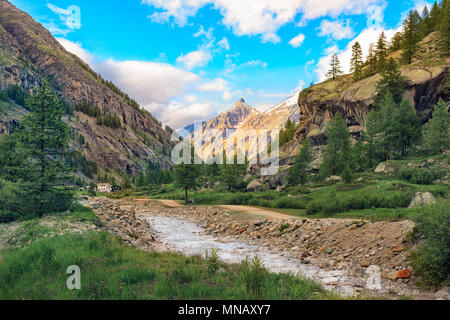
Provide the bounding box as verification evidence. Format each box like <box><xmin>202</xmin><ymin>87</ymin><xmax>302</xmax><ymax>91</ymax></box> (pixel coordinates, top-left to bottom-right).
<box><xmin>326</xmin><ymin>54</ymin><xmax>343</xmax><ymax>80</ymax></box>
<box><xmin>289</xmin><ymin>138</ymin><xmax>313</xmax><ymax>185</ymax></box>
<box><xmin>389</xmin><ymin>32</ymin><xmax>404</xmax><ymax>52</ymax></box>
<box><xmin>419</xmin><ymin>5</ymin><xmax>432</xmax><ymax>38</ymax></box>
<box><xmin>350</xmin><ymin>41</ymin><xmax>363</xmax><ymax>80</ymax></box>
<box><xmin>18</xmin><ymin>80</ymin><xmax>74</xmax><ymax>216</ymax></box>
<box><xmin>366</xmin><ymin>43</ymin><xmax>377</xmax><ymax>76</ymax></box>
<box><xmin>375</xmin><ymin>31</ymin><xmax>388</xmax><ymax>72</ymax></box>
<box><xmin>388</xmin><ymin>99</ymin><xmax>422</xmax><ymax>158</ymax></box>
<box><xmin>424</xmin><ymin>99</ymin><xmax>450</xmax><ymax>154</ymax></box>
<box><xmin>174</xmin><ymin>145</ymin><xmax>201</xmax><ymax>203</ymax></box>
<box><xmin>320</xmin><ymin>113</ymin><xmax>351</xmax><ymax>177</ymax></box>
<box><xmin>375</xmin><ymin>58</ymin><xmax>406</xmax><ymax>104</ymax></box>
<box><xmin>438</xmin><ymin>0</ymin><xmax>450</xmax><ymax>55</ymax></box>
<box><xmin>430</xmin><ymin>1</ymin><xmax>441</xmax><ymax>31</ymax></box>
<box><xmin>401</xmin><ymin>10</ymin><xmax>421</xmax><ymax>64</ymax></box>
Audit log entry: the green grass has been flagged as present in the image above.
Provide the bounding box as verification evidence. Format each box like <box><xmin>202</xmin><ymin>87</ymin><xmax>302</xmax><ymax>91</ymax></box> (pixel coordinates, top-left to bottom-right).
<box><xmin>146</xmin><ymin>175</ymin><xmax>448</xmax><ymax>220</ymax></box>
<box><xmin>0</xmin><ymin>231</ymin><xmax>332</xmax><ymax>300</ymax></box>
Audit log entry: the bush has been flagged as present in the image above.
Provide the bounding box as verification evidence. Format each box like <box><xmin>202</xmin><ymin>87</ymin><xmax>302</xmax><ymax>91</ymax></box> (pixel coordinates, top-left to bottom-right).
<box><xmin>341</xmin><ymin>166</ymin><xmax>353</xmax><ymax>183</ymax></box>
<box><xmin>225</xmin><ymin>193</ymin><xmax>253</xmax><ymax>205</ymax></box>
<box><xmin>271</xmin><ymin>197</ymin><xmax>305</xmax><ymax>209</ymax></box>
<box><xmin>0</xmin><ymin>210</ymin><xmax>20</xmax><ymax>223</ymax></box>
<box><xmin>399</xmin><ymin>167</ymin><xmax>446</xmax><ymax>185</ymax></box>
<box><xmin>410</xmin><ymin>200</ymin><xmax>450</xmax><ymax>288</ymax></box>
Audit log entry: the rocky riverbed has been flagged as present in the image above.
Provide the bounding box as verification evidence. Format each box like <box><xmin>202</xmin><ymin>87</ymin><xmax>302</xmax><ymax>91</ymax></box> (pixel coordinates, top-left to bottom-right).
<box><xmin>89</xmin><ymin>197</ymin><xmax>446</xmax><ymax>299</ymax></box>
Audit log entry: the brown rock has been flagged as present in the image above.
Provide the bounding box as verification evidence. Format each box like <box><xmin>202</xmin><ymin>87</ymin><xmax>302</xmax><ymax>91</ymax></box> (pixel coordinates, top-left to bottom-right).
<box><xmin>396</xmin><ymin>270</ymin><xmax>411</xmax><ymax>279</ymax></box>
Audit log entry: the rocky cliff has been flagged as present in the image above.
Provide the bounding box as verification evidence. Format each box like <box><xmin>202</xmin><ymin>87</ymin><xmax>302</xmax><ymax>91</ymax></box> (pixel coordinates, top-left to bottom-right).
<box><xmin>0</xmin><ymin>0</ymin><xmax>173</xmax><ymax>177</ymax></box>
<box><xmin>285</xmin><ymin>33</ymin><xmax>449</xmax><ymax>157</ymax></box>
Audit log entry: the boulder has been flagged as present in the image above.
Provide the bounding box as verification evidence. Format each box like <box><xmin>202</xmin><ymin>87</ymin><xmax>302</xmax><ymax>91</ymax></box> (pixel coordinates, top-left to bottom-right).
<box><xmin>374</xmin><ymin>163</ymin><xmax>386</xmax><ymax>173</ymax></box>
<box><xmin>408</xmin><ymin>192</ymin><xmax>436</xmax><ymax>208</ymax></box>
<box><xmin>434</xmin><ymin>286</ymin><xmax>450</xmax><ymax>300</ymax></box>
<box><xmin>247</xmin><ymin>180</ymin><xmax>268</xmax><ymax>192</ymax></box>
<box><xmin>325</xmin><ymin>175</ymin><xmax>342</xmax><ymax>182</ymax></box>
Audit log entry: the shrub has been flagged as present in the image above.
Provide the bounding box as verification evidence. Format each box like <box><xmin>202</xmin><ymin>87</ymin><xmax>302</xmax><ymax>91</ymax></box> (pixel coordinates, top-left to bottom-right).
<box><xmin>0</xmin><ymin>210</ymin><xmax>20</xmax><ymax>223</ymax></box>
<box><xmin>271</xmin><ymin>197</ymin><xmax>305</xmax><ymax>209</ymax></box>
<box><xmin>241</xmin><ymin>256</ymin><xmax>267</xmax><ymax>299</ymax></box>
<box><xmin>205</xmin><ymin>248</ymin><xmax>220</xmax><ymax>274</ymax></box>
<box><xmin>410</xmin><ymin>200</ymin><xmax>450</xmax><ymax>288</ymax></box>
<box><xmin>341</xmin><ymin>166</ymin><xmax>353</xmax><ymax>183</ymax></box>
<box><xmin>226</xmin><ymin>193</ymin><xmax>253</xmax><ymax>205</ymax></box>
<box><xmin>399</xmin><ymin>168</ymin><xmax>446</xmax><ymax>185</ymax></box>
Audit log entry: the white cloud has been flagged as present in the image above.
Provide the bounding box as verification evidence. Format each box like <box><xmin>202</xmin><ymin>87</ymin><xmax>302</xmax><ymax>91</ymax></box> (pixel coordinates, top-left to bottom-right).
<box><xmin>318</xmin><ymin>20</ymin><xmax>354</xmax><ymax>40</ymax></box>
<box><xmin>146</xmin><ymin>100</ymin><xmax>214</xmax><ymax>129</ymax></box>
<box><xmin>289</xmin><ymin>33</ymin><xmax>305</xmax><ymax>48</ymax></box>
<box><xmin>56</xmin><ymin>38</ymin><xmax>223</xmax><ymax>128</ymax></box>
<box><xmin>193</xmin><ymin>25</ymin><xmax>214</xmax><ymax>39</ymax></box>
<box><xmin>143</xmin><ymin>0</ymin><xmax>382</xmax><ymax>43</ymax></box>
<box><xmin>197</xmin><ymin>78</ymin><xmax>229</xmax><ymax>92</ymax></box>
<box><xmin>56</xmin><ymin>38</ymin><xmax>93</xmax><ymax>64</ymax></box>
<box><xmin>176</xmin><ymin>49</ymin><xmax>213</xmax><ymax>70</ymax></box>
<box><xmin>217</xmin><ymin>37</ymin><xmax>230</xmax><ymax>50</ymax></box>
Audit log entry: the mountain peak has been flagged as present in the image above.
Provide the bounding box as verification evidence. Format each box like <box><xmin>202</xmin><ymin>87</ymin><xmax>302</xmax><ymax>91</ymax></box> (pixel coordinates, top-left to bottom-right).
<box><xmin>238</xmin><ymin>98</ymin><xmax>246</xmax><ymax>103</ymax></box>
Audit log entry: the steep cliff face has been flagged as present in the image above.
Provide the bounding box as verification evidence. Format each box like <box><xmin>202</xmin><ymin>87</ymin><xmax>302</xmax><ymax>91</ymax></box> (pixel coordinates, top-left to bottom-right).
<box><xmin>0</xmin><ymin>0</ymin><xmax>173</xmax><ymax>176</ymax></box>
<box><xmin>286</xmin><ymin>33</ymin><xmax>449</xmax><ymax>157</ymax></box>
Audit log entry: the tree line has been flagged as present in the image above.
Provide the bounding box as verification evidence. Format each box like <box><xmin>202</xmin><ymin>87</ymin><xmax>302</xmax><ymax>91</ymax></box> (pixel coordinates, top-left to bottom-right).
<box><xmin>327</xmin><ymin>0</ymin><xmax>450</xmax><ymax>81</ymax></box>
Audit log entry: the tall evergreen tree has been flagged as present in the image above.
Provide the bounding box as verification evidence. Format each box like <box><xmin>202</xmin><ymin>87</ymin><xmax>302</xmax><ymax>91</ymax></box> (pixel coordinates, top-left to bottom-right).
<box><xmin>375</xmin><ymin>31</ymin><xmax>388</xmax><ymax>72</ymax></box>
<box><xmin>424</xmin><ymin>99</ymin><xmax>450</xmax><ymax>154</ymax></box>
<box><xmin>429</xmin><ymin>1</ymin><xmax>441</xmax><ymax>31</ymax></box>
<box><xmin>419</xmin><ymin>5</ymin><xmax>432</xmax><ymax>37</ymax></box>
<box><xmin>18</xmin><ymin>80</ymin><xmax>74</xmax><ymax>216</ymax></box>
<box><xmin>174</xmin><ymin>145</ymin><xmax>201</xmax><ymax>203</ymax></box>
<box><xmin>320</xmin><ymin>113</ymin><xmax>351</xmax><ymax>177</ymax></box>
<box><xmin>289</xmin><ymin>138</ymin><xmax>313</xmax><ymax>185</ymax></box>
<box><xmin>388</xmin><ymin>99</ymin><xmax>422</xmax><ymax>158</ymax></box>
<box><xmin>326</xmin><ymin>54</ymin><xmax>343</xmax><ymax>80</ymax></box>
<box><xmin>438</xmin><ymin>0</ymin><xmax>450</xmax><ymax>55</ymax></box>
<box><xmin>375</xmin><ymin>58</ymin><xmax>406</xmax><ymax>104</ymax></box>
<box><xmin>366</xmin><ymin>43</ymin><xmax>377</xmax><ymax>76</ymax></box>
<box><xmin>401</xmin><ymin>10</ymin><xmax>421</xmax><ymax>64</ymax></box>
<box><xmin>350</xmin><ymin>41</ymin><xmax>364</xmax><ymax>80</ymax></box>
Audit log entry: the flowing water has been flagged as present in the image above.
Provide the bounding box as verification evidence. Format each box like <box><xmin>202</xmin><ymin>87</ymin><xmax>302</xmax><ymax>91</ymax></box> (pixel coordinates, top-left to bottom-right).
<box><xmin>147</xmin><ymin>215</ymin><xmax>366</xmax><ymax>296</ymax></box>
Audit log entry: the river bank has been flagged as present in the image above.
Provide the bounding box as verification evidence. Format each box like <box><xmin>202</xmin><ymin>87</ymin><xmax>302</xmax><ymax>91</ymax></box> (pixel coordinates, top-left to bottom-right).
<box><xmin>89</xmin><ymin>197</ymin><xmax>443</xmax><ymax>299</ymax></box>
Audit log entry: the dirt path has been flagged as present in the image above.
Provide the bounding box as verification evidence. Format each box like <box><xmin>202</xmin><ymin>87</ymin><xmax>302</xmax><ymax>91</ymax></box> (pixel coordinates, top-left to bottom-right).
<box><xmin>219</xmin><ymin>205</ymin><xmax>294</xmax><ymax>220</ymax></box>
<box><xmin>158</xmin><ymin>200</ymin><xmax>184</xmax><ymax>208</ymax></box>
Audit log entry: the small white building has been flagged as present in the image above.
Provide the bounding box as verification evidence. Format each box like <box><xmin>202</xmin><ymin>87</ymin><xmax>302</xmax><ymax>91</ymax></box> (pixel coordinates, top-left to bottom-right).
<box><xmin>96</xmin><ymin>183</ymin><xmax>112</xmax><ymax>193</ymax></box>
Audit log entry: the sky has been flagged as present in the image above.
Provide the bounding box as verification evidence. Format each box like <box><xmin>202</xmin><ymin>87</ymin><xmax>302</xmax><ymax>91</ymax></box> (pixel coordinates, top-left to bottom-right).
<box><xmin>10</xmin><ymin>0</ymin><xmax>434</xmax><ymax>129</ymax></box>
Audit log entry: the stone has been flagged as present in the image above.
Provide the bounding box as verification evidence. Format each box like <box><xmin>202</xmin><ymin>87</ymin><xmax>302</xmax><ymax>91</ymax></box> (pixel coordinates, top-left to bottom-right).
<box><xmin>360</xmin><ymin>260</ymin><xmax>370</xmax><ymax>267</ymax></box>
<box><xmin>374</xmin><ymin>162</ymin><xmax>386</xmax><ymax>173</ymax></box>
<box><xmin>396</xmin><ymin>269</ymin><xmax>411</xmax><ymax>279</ymax></box>
<box><xmin>408</xmin><ymin>192</ymin><xmax>436</xmax><ymax>208</ymax></box>
<box><xmin>393</xmin><ymin>244</ymin><xmax>406</xmax><ymax>252</ymax></box>
<box><xmin>434</xmin><ymin>286</ymin><xmax>450</xmax><ymax>300</ymax></box>
<box><xmin>325</xmin><ymin>175</ymin><xmax>342</xmax><ymax>182</ymax></box>
<box><xmin>246</xmin><ymin>180</ymin><xmax>268</xmax><ymax>192</ymax></box>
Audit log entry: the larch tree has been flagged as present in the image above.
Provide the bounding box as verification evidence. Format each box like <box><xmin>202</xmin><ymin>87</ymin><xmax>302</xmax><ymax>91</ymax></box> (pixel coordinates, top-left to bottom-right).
<box><xmin>401</xmin><ymin>10</ymin><xmax>421</xmax><ymax>64</ymax></box>
<box><xmin>424</xmin><ymin>99</ymin><xmax>450</xmax><ymax>154</ymax></box>
<box><xmin>326</xmin><ymin>54</ymin><xmax>343</xmax><ymax>80</ymax></box>
<box><xmin>350</xmin><ymin>41</ymin><xmax>364</xmax><ymax>81</ymax></box>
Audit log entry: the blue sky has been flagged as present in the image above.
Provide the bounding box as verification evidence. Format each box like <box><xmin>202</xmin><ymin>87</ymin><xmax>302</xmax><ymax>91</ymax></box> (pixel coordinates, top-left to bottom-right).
<box><xmin>10</xmin><ymin>0</ymin><xmax>433</xmax><ymax>128</ymax></box>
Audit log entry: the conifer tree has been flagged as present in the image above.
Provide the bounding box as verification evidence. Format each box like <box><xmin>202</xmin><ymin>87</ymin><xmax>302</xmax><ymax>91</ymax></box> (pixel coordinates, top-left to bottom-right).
<box><xmin>18</xmin><ymin>80</ymin><xmax>74</xmax><ymax>216</ymax></box>
<box><xmin>350</xmin><ymin>41</ymin><xmax>363</xmax><ymax>80</ymax></box>
<box><xmin>289</xmin><ymin>138</ymin><xmax>313</xmax><ymax>185</ymax></box>
<box><xmin>401</xmin><ymin>10</ymin><xmax>421</xmax><ymax>64</ymax></box>
<box><xmin>419</xmin><ymin>5</ymin><xmax>432</xmax><ymax>37</ymax></box>
<box><xmin>429</xmin><ymin>1</ymin><xmax>441</xmax><ymax>30</ymax></box>
<box><xmin>388</xmin><ymin>99</ymin><xmax>422</xmax><ymax>158</ymax></box>
<box><xmin>438</xmin><ymin>0</ymin><xmax>450</xmax><ymax>55</ymax></box>
<box><xmin>424</xmin><ymin>99</ymin><xmax>450</xmax><ymax>154</ymax></box>
<box><xmin>174</xmin><ymin>145</ymin><xmax>201</xmax><ymax>203</ymax></box>
<box><xmin>375</xmin><ymin>58</ymin><xmax>406</xmax><ymax>104</ymax></box>
<box><xmin>320</xmin><ymin>113</ymin><xmax>351</xmax><ymax>177</ymax></box>
<box><xmin>375</xmin><ymin>31</ymin><xmax>388</xmax><ymax>72</ymax></box>
<box><xmin>326</xmin><ymin>54</ymin><xmax>343</xmax><ymax>80</ymax></box>
<box><xmin>366</xmin><ymin>44</ymin><xmax>377</xmax><ymax>76</ymax></box>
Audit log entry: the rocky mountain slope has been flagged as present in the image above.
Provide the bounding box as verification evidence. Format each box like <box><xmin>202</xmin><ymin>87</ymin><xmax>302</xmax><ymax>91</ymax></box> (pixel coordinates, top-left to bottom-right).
<box><xmin>284</xmin><ymin>32</ymin><xmax>449</xmax><ymax>157</ymax></box>
<box><xmin>189</xmin><ymin>95</ymin><xmax>300</xmax><ymax>161</ymax></box>
<box><xmin>0</xmin><ymin>0</ymin><xmax>173</xmax><ymax>177</ymax></box>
